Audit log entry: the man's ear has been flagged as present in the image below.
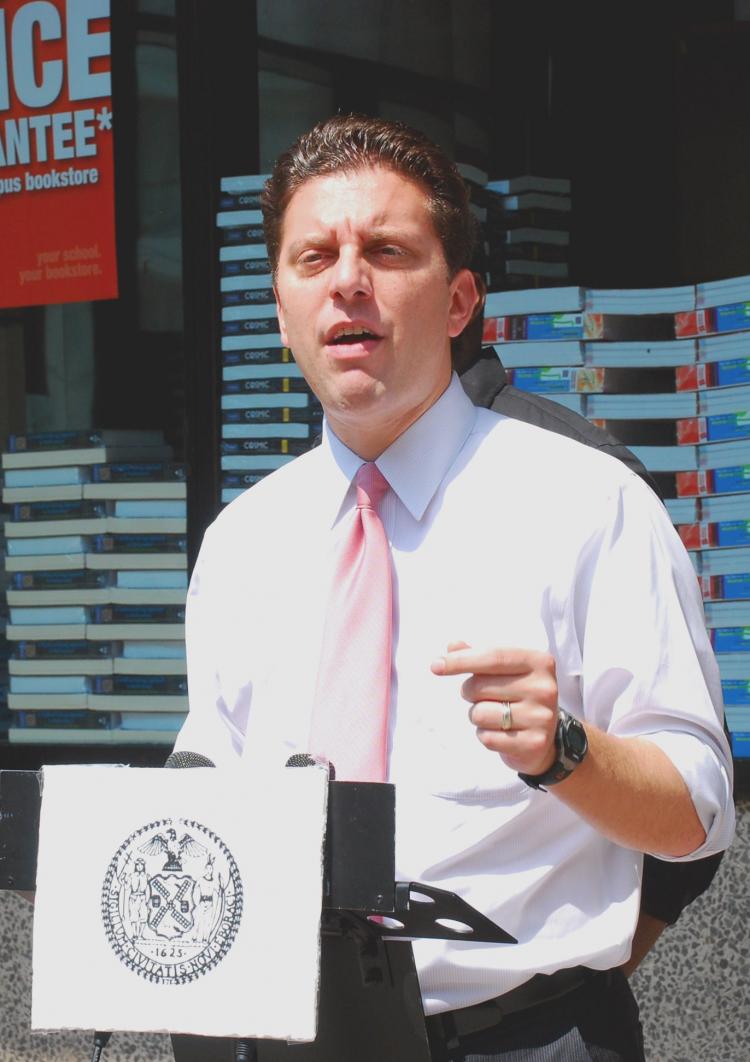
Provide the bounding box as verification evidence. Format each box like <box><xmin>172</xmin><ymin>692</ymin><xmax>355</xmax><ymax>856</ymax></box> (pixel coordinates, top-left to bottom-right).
<box><xmin>447</xmin><ymin>269</ymin><xmax>481</xmax><ymax>338</ymax></box>
<box><xmin>274</xmin><ymin>285</ymin><xmax>289</xmax><ymax>346</ymax></box>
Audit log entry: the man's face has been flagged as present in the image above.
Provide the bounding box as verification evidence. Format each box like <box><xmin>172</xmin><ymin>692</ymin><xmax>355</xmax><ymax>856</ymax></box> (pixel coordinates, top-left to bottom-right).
<box><xmin>274</xmin><ymin>165</ymin><xmax>476</xmax><ymax>457</ymax></box>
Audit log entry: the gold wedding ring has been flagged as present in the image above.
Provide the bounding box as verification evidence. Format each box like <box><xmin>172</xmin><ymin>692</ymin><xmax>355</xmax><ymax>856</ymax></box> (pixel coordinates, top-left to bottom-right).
<box><xmin>500</xmin><ymin>701</ymin><xmax>513</xmax><ymax>730</ymax></box>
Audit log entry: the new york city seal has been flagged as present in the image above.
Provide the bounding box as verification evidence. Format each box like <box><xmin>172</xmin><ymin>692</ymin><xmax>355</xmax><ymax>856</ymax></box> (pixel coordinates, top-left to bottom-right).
<box><xmin>102</xmin><ymin>818</ymin><xmax>243</xmax><ymax>985</ymax></box>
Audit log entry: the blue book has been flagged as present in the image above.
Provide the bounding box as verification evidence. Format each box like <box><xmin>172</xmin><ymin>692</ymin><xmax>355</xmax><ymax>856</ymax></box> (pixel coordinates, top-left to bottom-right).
<box><xmin>10</xmin><ymin>606</ymin><xmax>89</xmax><ymax>625</ymax></box>
<box><xmin>6</xmin><ymin>536</ymin><xmax>87</xmax><ymax>556</ymax></box>
<box><xmin>115</xmin><ymin>571</ymin><xmax>188</xmax><ymax>590</ymax></box>
<box><xmin>112</xmin><ymin>500</ymin><xmax>187</xmax><ymax>518</ymax></box>
<box><xmin>10</xmin><ymin>675</ymin><xmax>90</xmax><ymax>694</ymax></box>
<box><xmin>3</xmin><ymin>467</ymin><xmax>89</xmax><ymax>487</ymax></box>
<box><xmin>121</xmin><ymin>642</ymin><xmax>187</xmax><ymax>660</ymax></box>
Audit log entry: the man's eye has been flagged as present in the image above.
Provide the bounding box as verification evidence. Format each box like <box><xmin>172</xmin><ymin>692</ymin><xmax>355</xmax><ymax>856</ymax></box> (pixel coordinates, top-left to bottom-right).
<box><xmin>375</xmin><ymin>245</ymin><xmax>403</xmax><ymax>257</ymax></box>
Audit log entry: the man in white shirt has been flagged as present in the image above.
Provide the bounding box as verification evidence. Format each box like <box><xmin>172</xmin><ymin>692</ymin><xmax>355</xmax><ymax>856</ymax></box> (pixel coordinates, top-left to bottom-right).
<box><xmin>176</xmin><ymin>116</ymin><xmax>734</xmax><ymax>1061</ymax></box>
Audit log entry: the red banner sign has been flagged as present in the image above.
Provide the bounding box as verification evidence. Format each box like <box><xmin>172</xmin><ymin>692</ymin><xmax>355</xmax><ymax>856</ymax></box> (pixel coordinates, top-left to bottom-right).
<box><xmin>0</xmin><ymin>0</ymin><xmax>117</xmax><ymax>309</ymax></box>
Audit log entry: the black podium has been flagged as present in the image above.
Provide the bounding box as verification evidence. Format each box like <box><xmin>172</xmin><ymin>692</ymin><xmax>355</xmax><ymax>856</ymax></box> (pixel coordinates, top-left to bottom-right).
<box><xmin>0</xmin><ymin>769</ymin><xmax>515</xmax><ymax>1061</ymax></box>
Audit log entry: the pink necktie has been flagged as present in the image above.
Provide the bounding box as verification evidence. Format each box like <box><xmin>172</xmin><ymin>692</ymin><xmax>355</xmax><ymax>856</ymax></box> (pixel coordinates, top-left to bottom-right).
<box><xmin>309</xmin><ymin>462</ymin><xmax>393</xmax><ymax>781</ymax></box>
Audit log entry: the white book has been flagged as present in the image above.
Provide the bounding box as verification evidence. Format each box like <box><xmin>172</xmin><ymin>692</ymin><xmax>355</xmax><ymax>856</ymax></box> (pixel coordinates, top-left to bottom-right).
<box><xmin>5</xmin><ymin>623</ymin><xmax>86</xmax><ymax>641</ymax></box>
<box><xmin>10</xmin><ymin>606</ymin><xmax>88</xmax><ymax>625</ymax></box>
<box><xmin>717</xmin><ymin>654</ymin><xmax>750</xmax><ymax>679</ymax></box>
<box><xmin>483</xmin><ymin>286</ymin><xmax>583</xmax><ymax>317</ymax></box>
<box><xmin>219</xmin><ymin>243</ymin><xmax>268</xmax><ymax>262</ymax></box>
<box><xmin>88</xmin><ymin>694</ymin><xmax>188</xmax><ymax>711</ymax></box>
<box><xmin>10</xmin><ymin>675</ymin><xmax>90</xmax><ymax>694</ymax></box>
<box><xmin>222</xmin><ymin>303</ymin><xmax>276</xmax><ymax>322</ymax></box>
<box><xmin>86</xmin><ymin>623</ymin><xmax>186</xmax><ymax>640</ymax></box>
<box><xmin>121</xmin><ymin>641</ymin><xmax>186</xmax><ymax>660</ymax></box>
<box><xmin>698</xmin><ymin>440</ymin><xmax>750</xmax><ymax>469</ymax></box>
<box><xmin>220</xmin><ymin>273</ymin><xmax>273</xmax><ymax>292</ymax></box>
<box><xmin>694</xmin><ymin>547</ymin><xmax>750</xmax><ymax>575</ymax></box>
<box><xmin>221</xmin><ymin>333</ymin><xmax>282</xmax><ymax>351</ymax></box>
<box><xmin>221</xmin><ymin>393</ymin><xmax>310</xmax><ymax>409</ymax></box>
<box><xmin>584</xmin><ymin>340</ymin><xmax>696</xmax><ymax>368</ymax></box>
<box><xmin>699</xmin><ymin>385</ymin><xmax>750</xmax><ymax>417</ymax></box>
<box><xmin>5</xmin><ymin>518</ymin><xmax>107</xmax><ymax>538</ymax></box>
<box><xmin>220</xmin><ymin>175</ymin><xmax>270</xmax><ymax>193</ymax></box>
<box><xmin>222</xmin><ymin>362</ymin><xmax>302</xmax><ymax>380</ymax></box>
<box><xmin>216</xmin><ymin>208</ymin><xmax>263</xmax><ymax>228</ymax></box>
<box><xmin>7</xmin><ymin>727</ymin><xmax>176</xmax><ymax>745</ymax></box>
<box><xmin>83</xmin><ymin>482</ymin><xmax>186</xmax><ymax>500</ymax></box>
<box><xmin>119</xmin><ymin>712</ymin><xmax>186</xmax><ymax>730</ymax></box>
<box><xmin>698</xmin><ymin>333</ymin><xmax>750</xmax><ymax>363</ymax></box>
<box><xmin>3</xmin><ymin>467</ymin><xmax>88</xmax><ymax>487</ymax></box>
<box><xmin>222</xmin><ymin>424</ymin><xmax>310</xmax><ymax>439</ymax></box>
<box><xmin>86</xmin><ymin>553</ymin><xmax>187</xmax><ymax>571</ymax></box>
<box><xmin>586</xmin><ymin>393</ymin><xmax>696</xmax><ymax>419</ymax></box>
<box><xmin>725</xmin><ymin>706</ymin><xmax>750</xmax><ymax>729</ymax></box>
<box><xmin>696</xmin><ymin>275</ymin><xmax>750</xmax><ymax>309</ymax></box>
<box><xmin>115</xmin><ymin>571</ymin><xmax>188</xmax><ymax>589</ymax></box>
<box><xmin>2</xmin><ymin>444</ymin><xmax>172</xmax><ymax>470</ymax></box>
<box><xmin>221</xmin><ymin>455</ymin><xmax>295</xmax><ymax>471</ymax></box>
<box><xmin>704</xmin><ymin>601</ymin><xmax>750</xmax><ymax>627</ymax></box>
<box><xmin>5</xmin><ymin>553</ymin><xmax>86</xmax><ymax>572</ymax></box>
<box><xmin>9</xmin><ymin>692</ymin><xmax>89</xmax><ymax>710</ymax></box>
<box><xmin>222</xmin><ymin>488</ymin><xmax>244</xmax><ymax>505</ymax></box>
<box><xmin>7</xmin><ymin>589</ymin><xmax>109</xmax><ymax>607</ymax></box>
<box><xmin>2</xmin><ymin>485</ymin><xmax>84</xmax><ymax>504</ymax></box>
<box><xmin>629</xmin><ymin>445</ymin><xmax>698</xmax><ymax>472</ymax></box>
<box><xmin>584</xmin><ymin>286</ymin><xmax>694</xmax><ymax>314</ymax></box>
<box><xmin>490</xmin><ymin>341</ymin><xmax>583</xmax><ymax>368</ymax></box>
<box><xmin>702</xmin><ymin>495</ymin><xmax>750</xmax><ymax>522</ymax></box>
<box><xmin>6</xmin><ymin>535</ymin><xmax>87</xmax><ymax>555</ymax></box>
<box><xmin>112</xmin><ymin>500</ymin><xmax>187</xmax><ymax>518</ymax></box>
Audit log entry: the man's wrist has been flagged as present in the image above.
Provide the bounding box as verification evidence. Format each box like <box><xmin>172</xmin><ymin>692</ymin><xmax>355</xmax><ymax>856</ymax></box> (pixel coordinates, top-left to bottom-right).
<box><xmin>518</xmin><ymin>708</ymin><xmax>588</xmax><ymax>791</ymax></box>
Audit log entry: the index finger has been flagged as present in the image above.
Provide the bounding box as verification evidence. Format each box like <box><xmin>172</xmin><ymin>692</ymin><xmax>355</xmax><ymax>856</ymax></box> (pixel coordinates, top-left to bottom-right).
<box><xmin>431</xmin><ymin>647</ymin><xmax>539</xmax><ymax>677</ymax></box>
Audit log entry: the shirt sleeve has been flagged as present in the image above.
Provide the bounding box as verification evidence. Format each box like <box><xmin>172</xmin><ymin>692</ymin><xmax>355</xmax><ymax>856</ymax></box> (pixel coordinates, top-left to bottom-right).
<box><xmin>173</xmin><ymin>524</ymin><xmax>246</xmax><ymax>767</ymax></box>
<box><xmin>572</xmin><ymin>471</ymin><xmax>735</xmax><ymax>860</ymax></box>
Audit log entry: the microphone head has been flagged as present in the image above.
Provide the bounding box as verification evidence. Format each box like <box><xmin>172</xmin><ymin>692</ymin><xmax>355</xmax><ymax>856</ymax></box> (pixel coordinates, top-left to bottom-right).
<box><xmin>165</xmin><ymin>750</ymin><xmax>216</xmax><ymax>769</ymax></box>
<box><xmin>285</xmin><ymin>753</ymin><xmax>335</xmax><ymax>779</ymax></box>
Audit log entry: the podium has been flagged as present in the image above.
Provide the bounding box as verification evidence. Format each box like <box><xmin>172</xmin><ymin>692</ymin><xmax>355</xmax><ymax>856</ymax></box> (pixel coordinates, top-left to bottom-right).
<box><xmin>0</xmin><ymin>768</ymin><xmax>515</xmax><ymax>1060</ymax></box>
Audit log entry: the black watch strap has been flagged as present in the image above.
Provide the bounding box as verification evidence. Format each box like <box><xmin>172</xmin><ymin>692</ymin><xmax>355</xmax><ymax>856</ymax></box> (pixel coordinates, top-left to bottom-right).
<box><xmin>518</xmin><ymin>708</ymin><xmax>588</xmax><ymax>791</ymax></box>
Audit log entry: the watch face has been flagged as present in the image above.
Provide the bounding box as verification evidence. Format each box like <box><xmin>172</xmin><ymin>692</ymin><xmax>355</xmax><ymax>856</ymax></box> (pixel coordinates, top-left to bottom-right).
<box><xmin>565</xmin><ymin>718</ymin><xmax>588</xmax><ymax>759</ymax></box>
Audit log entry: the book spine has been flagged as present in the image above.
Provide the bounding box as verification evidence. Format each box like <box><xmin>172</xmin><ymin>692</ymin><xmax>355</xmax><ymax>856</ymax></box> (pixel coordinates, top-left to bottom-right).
<box><xmin>91</xmin><ymin>534</ymin><xmax>187</xmax><ymax>554</ymax></box>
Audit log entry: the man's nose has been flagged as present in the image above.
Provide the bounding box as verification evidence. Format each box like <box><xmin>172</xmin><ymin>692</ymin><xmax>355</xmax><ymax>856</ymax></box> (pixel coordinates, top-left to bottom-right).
<box><xmin>329</xmin><ymin>247</ymin><xmax>372</xmax><ymax>301</ymax></box>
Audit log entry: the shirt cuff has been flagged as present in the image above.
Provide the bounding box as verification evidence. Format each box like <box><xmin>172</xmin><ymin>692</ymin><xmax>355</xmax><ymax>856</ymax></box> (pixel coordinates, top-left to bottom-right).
<box><xmin>640</xmin><ymin>731</ymin><xmax>735</xmax><ymax>860</ymax></box>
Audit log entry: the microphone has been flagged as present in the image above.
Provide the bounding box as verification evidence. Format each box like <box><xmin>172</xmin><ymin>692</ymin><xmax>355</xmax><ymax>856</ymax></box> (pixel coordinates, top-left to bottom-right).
<box><xmin>286</xmin><ymin>753</ymin><xmax>335</xmax><ymax>779</ymax></box>
<box><xmin>165</xmin><ymin>750</ymin><xmax>216</xmax><ymax>769</ymax></box>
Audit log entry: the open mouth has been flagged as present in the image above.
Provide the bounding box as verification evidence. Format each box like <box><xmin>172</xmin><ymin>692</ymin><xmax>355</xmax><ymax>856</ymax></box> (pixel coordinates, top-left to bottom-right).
<box><xmin>328</xmin><ymin>327</ymin><xmax>380</xmax><ymax>345</ymax></box>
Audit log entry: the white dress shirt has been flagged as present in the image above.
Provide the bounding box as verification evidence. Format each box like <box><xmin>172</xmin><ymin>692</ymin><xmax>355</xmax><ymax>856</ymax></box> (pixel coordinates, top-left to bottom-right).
<box><xmin>176</xmin><ymin>374</ymin><xmax>734</xmax><ymax>1015</ymax></box>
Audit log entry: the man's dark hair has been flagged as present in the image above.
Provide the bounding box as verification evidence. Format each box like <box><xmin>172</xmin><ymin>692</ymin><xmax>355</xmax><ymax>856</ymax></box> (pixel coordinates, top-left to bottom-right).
<box><xmin>261</xmin><ymin>114</ymin><xmax>477</xmax><ymax>278</ymax></box>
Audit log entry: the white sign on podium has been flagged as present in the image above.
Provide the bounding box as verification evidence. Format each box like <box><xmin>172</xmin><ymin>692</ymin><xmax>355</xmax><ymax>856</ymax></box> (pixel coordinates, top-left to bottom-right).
<box><xmin>31</xmin><ymin>764</ymin><xmax>328</xmax><ymax>1040</ymax></box>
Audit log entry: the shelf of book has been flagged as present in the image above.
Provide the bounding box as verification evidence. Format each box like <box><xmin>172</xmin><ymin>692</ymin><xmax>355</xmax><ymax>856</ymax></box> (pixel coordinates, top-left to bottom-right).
<box><xmin>0</xmin><ymin>434</ymin><xmax>188</xmax><ymax>750</ymax></box>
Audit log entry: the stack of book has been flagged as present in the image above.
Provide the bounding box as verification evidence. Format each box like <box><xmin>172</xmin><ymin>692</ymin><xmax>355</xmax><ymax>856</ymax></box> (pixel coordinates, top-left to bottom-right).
<box><xmin>217</xmin><ymin>176</ymin><xmax>322</xmax><ymax>505</ymax></box>
<box><xmin>482</xmin><ymin>275</ymin><xmax>750</xmax><ymax>758</ymax></box>
<box><xmin>483</xmin><ymin>177</ymin><xmax>571</xmax><ymax>290</ymax></box>
<box><xmin>1</xmin><ymin>430</ymin><xmax>188</xmax><ymax>745</ymax></box>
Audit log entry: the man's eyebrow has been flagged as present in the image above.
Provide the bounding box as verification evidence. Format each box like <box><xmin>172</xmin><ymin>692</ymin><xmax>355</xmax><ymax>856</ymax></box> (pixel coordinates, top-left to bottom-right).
<box><xmin>285</xmin><ymin>226</ymin><xmax>419</xmax><ymax>259</ymax></box>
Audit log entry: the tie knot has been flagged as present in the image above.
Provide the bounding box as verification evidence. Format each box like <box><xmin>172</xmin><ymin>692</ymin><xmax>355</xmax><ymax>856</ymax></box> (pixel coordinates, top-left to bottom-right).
<box><xmin>356</xmin><ymin>462</ymin><xmax>389</xmax><ymax>511</ymax></box>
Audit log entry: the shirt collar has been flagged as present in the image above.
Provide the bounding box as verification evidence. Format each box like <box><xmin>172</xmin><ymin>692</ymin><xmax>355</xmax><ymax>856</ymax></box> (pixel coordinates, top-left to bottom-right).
<box><xmin>320</xmin><ymin>374</ymin><xmax>478</xmax><ymax>525</ymax></box>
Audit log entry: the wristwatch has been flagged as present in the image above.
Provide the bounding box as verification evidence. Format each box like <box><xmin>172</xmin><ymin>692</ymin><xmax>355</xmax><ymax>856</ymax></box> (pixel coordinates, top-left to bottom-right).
<box><xmin>518</xmin><ymin>707</ymin><xmax>588</xmax><ymax>790</ymax></box>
